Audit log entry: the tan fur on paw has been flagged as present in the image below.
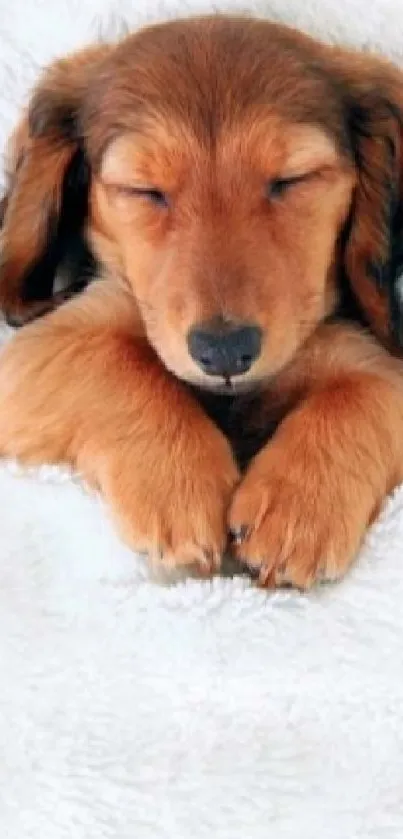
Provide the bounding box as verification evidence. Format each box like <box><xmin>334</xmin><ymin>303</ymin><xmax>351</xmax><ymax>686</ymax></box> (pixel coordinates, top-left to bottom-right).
<box><xmin>229</xmin><ymin>440</ymin><xmax>378</xmax><ymax>590</ymax></box>
<box><xmin>104</xmin><ymin>425</ymin><xmax>239</xmax><ymax>577</ymax></box>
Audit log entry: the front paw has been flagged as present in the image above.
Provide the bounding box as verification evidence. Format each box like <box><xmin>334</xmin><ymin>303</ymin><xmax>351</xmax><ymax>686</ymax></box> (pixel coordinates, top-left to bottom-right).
<box><xmin>105</xmin><ymin>428</ymin><xmax>239</xmax><ymax>576</ymax></box>
<box><xmin>228</xmin><ymin>445</ymin><xmax>377</xmax><ymax>589</ymax></box>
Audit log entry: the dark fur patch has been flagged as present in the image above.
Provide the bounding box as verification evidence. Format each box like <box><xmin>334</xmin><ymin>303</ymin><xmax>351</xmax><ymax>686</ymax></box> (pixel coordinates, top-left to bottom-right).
<box><xmin>345</xmin><ymin>93</ymin><xmax>403</xmax><ymax>342</ymax></box>
<box><xmin>14</xmin><ymin>148</ymin><xmax>96</xmax><ymax>317</ymax></box>
<box><xmin>29</xmin><ymin>92</ymin><xmax>80</xmax><ymax>142</ymax></box>
<box><xmin>189</xmin><ymin>387</ymin><xmax>278</xmax><ymax>471</ymax></box>
<box><xmin>387</xmin><ymin>201</ymin><xmax>403</xmax><ymax>343</ymax></box>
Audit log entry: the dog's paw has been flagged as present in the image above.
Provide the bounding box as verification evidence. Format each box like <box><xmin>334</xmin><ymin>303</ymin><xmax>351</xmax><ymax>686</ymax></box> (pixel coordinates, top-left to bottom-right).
<box><xmin>106</xmin><ymin>426</ymin><xmax>239</xmax><ymax>576</ymax></box>
<box><xmin>228</xmin><ymin>442</ymin><xmax>375</xmax><ymax>589</ymax></box>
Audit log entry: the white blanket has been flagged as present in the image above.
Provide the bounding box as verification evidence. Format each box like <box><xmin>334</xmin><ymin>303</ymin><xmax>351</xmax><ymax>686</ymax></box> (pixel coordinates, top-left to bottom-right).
<box><xmin>1</xmin><ymin>2</ymin><xmax>403</xmax><ymax>837</ymax></box>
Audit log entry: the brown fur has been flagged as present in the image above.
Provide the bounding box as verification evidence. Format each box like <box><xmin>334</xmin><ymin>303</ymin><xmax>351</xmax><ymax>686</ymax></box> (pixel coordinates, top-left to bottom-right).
<box><xmin>1</xmin><ymin>15</ymin><xmax>403</xmax><ymax>587</ymax></box>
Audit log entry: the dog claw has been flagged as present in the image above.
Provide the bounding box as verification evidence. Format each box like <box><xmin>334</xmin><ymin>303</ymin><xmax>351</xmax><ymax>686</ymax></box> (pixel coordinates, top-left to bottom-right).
<box><xmin>236</xmin><ymin>557</ymin><xmax>260</xmax><ymax>579</ymax></box>
<box><xmin>229</xmin><ymin>525</ymin><xmax>248</xmax><ymax>545</ymax></box>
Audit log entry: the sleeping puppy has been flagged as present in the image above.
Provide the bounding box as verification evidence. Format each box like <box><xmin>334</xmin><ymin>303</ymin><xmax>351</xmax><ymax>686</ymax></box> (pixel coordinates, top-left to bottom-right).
<box><xmin>0</xmin><ymin>15</ymin><xmax>403</xmax><ymax>588</ymax></box>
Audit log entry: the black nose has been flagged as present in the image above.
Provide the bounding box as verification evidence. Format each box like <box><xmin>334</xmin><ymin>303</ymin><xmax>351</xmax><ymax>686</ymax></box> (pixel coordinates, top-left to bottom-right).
<box><xmin>187</xmin><ymin>322</ymin><xmax>262</xmax><ymax>377</ymax></box>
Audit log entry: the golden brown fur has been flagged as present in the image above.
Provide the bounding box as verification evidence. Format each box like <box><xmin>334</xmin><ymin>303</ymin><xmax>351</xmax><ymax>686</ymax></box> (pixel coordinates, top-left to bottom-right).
<box><xmin>1</xmin><ymin>15</ymin><xmax>403</xmax><ymax>587</ymax></box>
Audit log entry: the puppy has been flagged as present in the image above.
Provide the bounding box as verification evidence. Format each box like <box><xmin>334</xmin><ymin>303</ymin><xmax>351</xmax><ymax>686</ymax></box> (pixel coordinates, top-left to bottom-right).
<box><xmin>0</xmin><ymin>15</ymin><xmax>403</xmax><ymax>587</ymax></box>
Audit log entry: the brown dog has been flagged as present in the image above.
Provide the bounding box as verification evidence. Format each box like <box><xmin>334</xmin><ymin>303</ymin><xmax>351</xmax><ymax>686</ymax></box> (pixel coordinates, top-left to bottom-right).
<box><xmin>0</xmin><ymin>15</ymin><xmax>403</xmax><ymax>587</ymax></box>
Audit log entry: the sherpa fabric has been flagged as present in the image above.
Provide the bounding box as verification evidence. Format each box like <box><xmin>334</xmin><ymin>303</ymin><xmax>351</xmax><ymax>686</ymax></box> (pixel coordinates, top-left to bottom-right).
<box><xmin>1</xmin><ymin>2</ymin><xmax>403</xmax><ymax>837</ymax></box>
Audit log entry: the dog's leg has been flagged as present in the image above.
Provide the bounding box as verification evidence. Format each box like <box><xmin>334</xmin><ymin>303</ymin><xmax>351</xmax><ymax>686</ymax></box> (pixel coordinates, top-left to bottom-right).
<box><xmin>229</xmin><ymin>323</ymin><xmax>403</xmax><ymax>588</ymax></box>
<box><xmin>0</xmin><ymin>283</ymin><xmax>239</xmax><ymax>572</ymax></box>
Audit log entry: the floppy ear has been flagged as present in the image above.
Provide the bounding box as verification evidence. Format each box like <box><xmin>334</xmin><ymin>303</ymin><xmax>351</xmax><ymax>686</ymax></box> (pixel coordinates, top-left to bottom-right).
<box><xmin>338</xmin><ymin>53</ymin><xmax>403</xmax><ymax>350</ymax></box>
<box><xmin>0</xmin><ymin>44</ymin><xmax>110</xmax><ymax>325</ymax></box>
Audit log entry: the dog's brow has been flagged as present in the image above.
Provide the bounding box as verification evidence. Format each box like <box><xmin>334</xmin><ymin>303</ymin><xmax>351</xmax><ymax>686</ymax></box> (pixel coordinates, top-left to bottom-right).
<box><xmin>99</xmin><ymin>120</ymin><xmax>342</xmax><ymax>197</ymax></box>
<box><xmin>282</xmin><ymin>127</ymin><xmax>339</xmax><ymax>174</ymax></box>
<box><xmin>100</xmin><ymin>129</ymin><xmax>190</xmax><ymax>187</ymax></box>
<box><xmin>101</xmin><ymin>136</ymin><xmax>148</xmax><ymax>184</ymax></box>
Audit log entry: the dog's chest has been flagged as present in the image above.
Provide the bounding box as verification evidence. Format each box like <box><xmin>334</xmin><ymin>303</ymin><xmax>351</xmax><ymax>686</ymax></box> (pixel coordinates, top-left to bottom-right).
<box><xmin>190</xmin><ymin>388</ymin><xmax>281</xmax><ymax>471</ymax></box>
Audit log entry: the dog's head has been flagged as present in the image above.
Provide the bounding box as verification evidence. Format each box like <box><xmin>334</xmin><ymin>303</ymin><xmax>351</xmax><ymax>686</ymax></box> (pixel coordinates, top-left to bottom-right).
<box><xmin>1</xmin><ymin>16</ymin><xmax>403</xmax><ymax>390</ymax></box>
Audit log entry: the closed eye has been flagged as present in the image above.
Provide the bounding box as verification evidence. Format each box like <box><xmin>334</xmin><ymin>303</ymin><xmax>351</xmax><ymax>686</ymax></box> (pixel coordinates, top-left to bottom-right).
<box><xmin>116</xmin><ymin>186</ymin><xmax>169</xmax><ymax>207</ymax></box>
<box><xmin>267</xmin><ymin>173</ymin><xmax>316</xmax><ymax>199</ymax></box>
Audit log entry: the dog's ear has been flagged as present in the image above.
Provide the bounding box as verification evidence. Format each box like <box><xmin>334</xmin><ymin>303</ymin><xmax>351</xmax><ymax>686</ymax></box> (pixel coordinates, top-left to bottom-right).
<box><xmin>0</xmin><ymin>45</ymin><xmax>110</xmax><ymax>324</ymax></box>
<box><xmin>336</xmin><ymin>53</ymin><xmax>403</xmax><ymax>350</ymax></box>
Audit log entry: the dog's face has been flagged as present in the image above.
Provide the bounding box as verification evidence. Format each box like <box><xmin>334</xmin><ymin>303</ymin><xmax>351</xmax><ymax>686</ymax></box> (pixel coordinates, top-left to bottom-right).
<box><xmin>88</xmin><ymin>19</ymin><xmax>355</xmax><ymax>390</ymax></box>
<box><xmin>92</xmin><ymin>114</ymin><xmax>354</xmax><ymax>391</ymax></box>
<box><xmin>1</xmin><ymin>16</ymin><xmax>403</xmax><ymax>387</ymax></box>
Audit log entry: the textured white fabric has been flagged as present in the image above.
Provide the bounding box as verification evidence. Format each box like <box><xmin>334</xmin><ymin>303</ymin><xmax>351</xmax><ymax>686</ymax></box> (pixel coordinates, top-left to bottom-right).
<box><xmin>1</xmin><ymin>1</ymin><xmax>403</xmax><ymax>837</ymax></box>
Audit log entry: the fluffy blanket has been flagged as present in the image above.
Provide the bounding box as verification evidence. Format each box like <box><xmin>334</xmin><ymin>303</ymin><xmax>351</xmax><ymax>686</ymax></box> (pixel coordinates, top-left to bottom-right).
<box><xmin>1</xmin><ymin>2</ymin><xmax>403</xmax><ymax>837</ymax></box>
